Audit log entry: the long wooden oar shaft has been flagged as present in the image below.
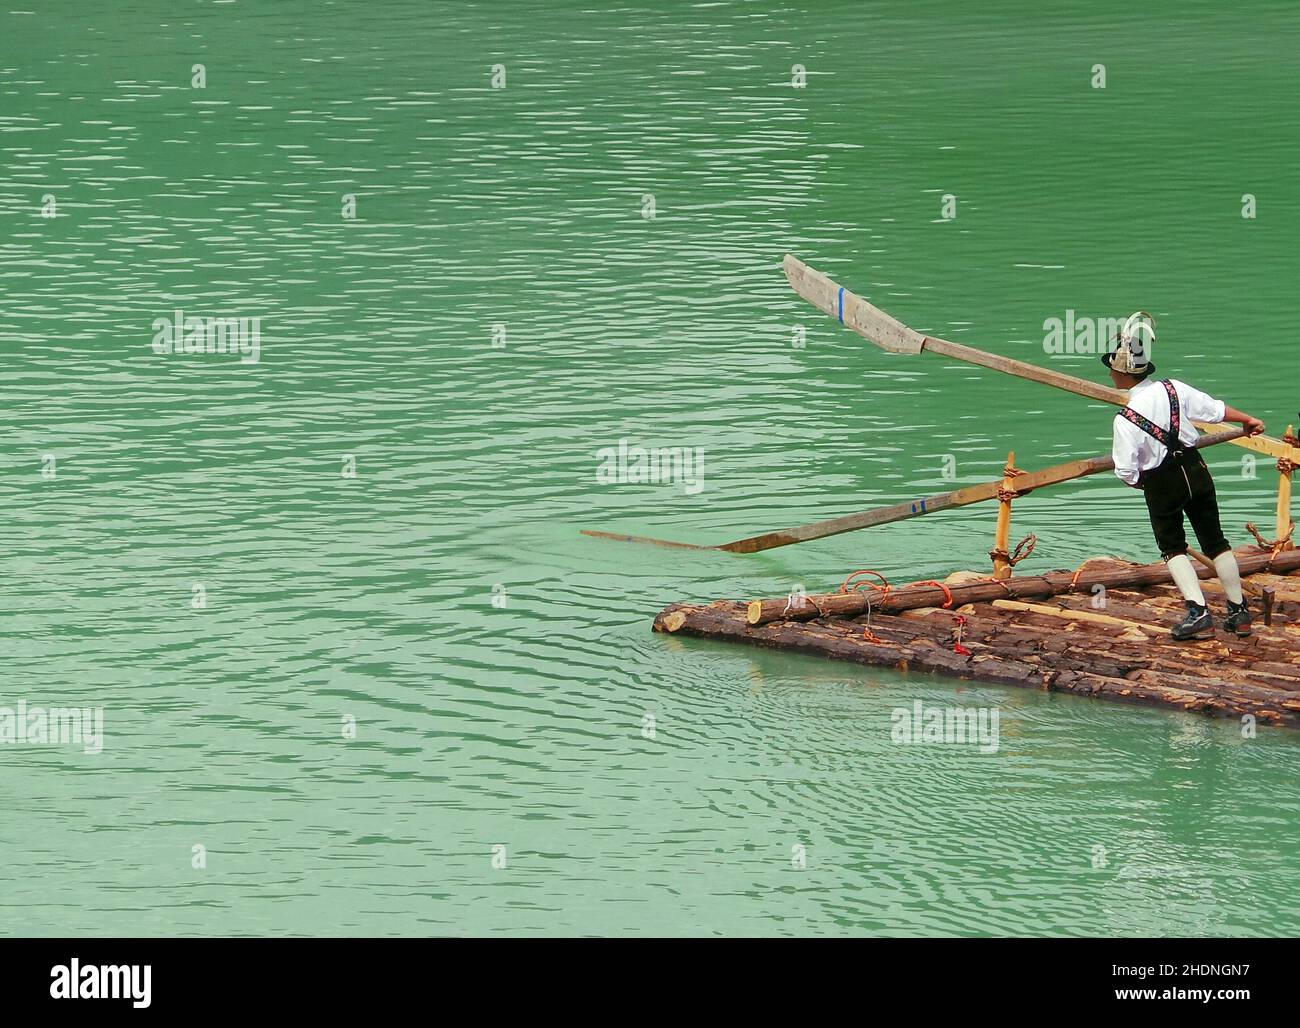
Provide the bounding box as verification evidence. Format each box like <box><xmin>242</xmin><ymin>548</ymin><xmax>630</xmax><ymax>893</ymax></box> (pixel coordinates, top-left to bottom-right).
<box><xmin>719</xmin><ymin>427</ymin><xmax>1244</xmax><ymax>553</ymax></box>
<box><xmin>581</xmin><ymin>427</ymin><xmax>1245</xmax><ymax>553</ymax></box>
<box><xmin>785</xmin><ymin>254</ymin><xmax>1298</xmax><ymax>462</ymax></box>
<box><xmin>578</xmin><ymin>529</ymin><xmax>709</xmax><ymax>550</ymax></box>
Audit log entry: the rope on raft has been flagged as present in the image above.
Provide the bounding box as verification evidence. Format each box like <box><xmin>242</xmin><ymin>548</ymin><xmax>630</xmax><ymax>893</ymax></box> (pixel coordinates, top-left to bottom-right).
<box><xmin>839</xmin><ymin>571</ymin><xmax>890</xmax><ymax>643</ymax></box>
<box><xmin>840</xmin><ymin>572</ymin><xmax>974</xmax><ymax>653</ymax></box>
<box><xmin>989</xmin><ymin>532</ymin><xmax>1037</xmax><ymax>570</ymax></box>
<box><xmin>1245</xmin><ymin>521</ymin><xmax>1294</xmax><ymax>574</ymax></box>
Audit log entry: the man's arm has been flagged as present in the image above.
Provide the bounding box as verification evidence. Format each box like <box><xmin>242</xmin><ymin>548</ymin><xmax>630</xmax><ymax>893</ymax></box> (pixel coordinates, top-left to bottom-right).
<box><xmin>1112</xmin><ymin>416</ymin><xmax>1143</xmax><ymax>488</ymax></box>
<box><xmin>1179</xmin><ymin>381</ymin><xmax>1265</xmax><ymax>436</ymax></box>
<box><xmin>1221</xmin><ymin>404</ymin><xmax>1266</xmax><ymax>436</ymax></box>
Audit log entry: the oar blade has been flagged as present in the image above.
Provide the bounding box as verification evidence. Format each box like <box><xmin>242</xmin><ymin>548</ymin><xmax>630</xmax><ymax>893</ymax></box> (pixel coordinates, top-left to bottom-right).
<box><xmin>787</xmin><ymin>255</ymin><xmax>1293</xmax><ymax>462</ymax></box>
<box><xmin>579</xmin><ymin>529</ymin><xmax>715</xmax><ymax>551</ymax></box>
<box><xmin>783</xmin><ymin>253</ymin><xmax>925</xmax><ymax>355</ymax></box>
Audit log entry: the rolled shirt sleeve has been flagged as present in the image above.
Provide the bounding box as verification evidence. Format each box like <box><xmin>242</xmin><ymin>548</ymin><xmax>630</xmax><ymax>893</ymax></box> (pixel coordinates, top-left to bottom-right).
<box><xmin>1176</xmin><ymin>380</ymin><xmax>1226</xmax><ymax>424</ymax></box>
<box><xmin>1112</xmin><ymin>414</ymin><xmax>1142</xmax><ymax>486</ymax></box>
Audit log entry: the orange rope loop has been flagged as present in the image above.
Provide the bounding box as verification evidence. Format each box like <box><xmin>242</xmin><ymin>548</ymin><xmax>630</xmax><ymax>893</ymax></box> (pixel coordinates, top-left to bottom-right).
<box><xmin>907</xmin><ymin>579</ymin><xmax>955</xmax><ymax>609</ymax></box>
<box><xmin>840</xmin><ymin>570</ymin><xmax>890</xmax><ymax>598</ymax></box>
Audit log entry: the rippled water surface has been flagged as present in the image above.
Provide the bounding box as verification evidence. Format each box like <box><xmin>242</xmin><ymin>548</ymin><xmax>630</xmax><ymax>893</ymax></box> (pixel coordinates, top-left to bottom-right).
<box><xmin>2</xmin><ymin>1</ymin><xmax>1298</xmax><ymax>936</ymax></box>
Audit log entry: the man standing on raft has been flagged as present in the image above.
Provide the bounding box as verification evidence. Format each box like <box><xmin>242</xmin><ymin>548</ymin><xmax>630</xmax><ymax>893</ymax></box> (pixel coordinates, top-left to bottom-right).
<box><xmin>1104</xmin><ymin>313</ymin><xmax>1266</xmax><ymax>640</ymax></box>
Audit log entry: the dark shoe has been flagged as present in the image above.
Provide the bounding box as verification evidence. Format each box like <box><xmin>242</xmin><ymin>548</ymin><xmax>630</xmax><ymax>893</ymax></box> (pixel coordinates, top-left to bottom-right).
<box><xmin>1223</xmin><ymin>600</ymin><xmax>1253</xmax><ymax>638</ymax></box>
<box><xmin>1171</xmin><ymin>602</ymin><xmax>1213</xmax><ymax>641</ymax></box>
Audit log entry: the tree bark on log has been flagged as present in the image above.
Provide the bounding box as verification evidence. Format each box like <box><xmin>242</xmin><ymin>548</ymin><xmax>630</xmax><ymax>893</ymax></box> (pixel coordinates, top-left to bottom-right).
<box><xmin>746</xmin><ymin>546</ymin><xmax>1300</xmax><ymax>626</ymax></box>
<box><xmin>653</xmin><ymin>597</ymin><xmax>1300</xmax><ymax>728</ymax></box>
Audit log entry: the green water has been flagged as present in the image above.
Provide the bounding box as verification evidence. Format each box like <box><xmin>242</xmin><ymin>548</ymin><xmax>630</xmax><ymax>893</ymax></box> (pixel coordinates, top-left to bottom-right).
<box><xmin>2</xmin><ymin>1</ymin><xmax>1298</xmax><ymax>936</ymax></box>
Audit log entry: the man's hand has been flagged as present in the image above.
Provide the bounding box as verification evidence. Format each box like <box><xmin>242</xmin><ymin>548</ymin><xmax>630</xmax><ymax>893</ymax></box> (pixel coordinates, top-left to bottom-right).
<box><xmin>1224</xmin><ymin>405</ymin><xmax>1266</xmax><ymax>436</ymax></box>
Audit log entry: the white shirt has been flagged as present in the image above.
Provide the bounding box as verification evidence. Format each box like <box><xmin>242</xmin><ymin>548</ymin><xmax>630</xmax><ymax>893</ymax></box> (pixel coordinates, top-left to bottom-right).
<box><xmin>1111</xmin><ymin>378</ymin><xmax>1226</xmax><ymax>485</ymax></box>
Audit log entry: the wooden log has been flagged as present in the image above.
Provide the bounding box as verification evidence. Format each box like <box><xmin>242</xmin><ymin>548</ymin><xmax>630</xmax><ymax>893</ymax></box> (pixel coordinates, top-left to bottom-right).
<box><xmin>699</xmin><ymin>594</ymin><xmax>1300</xmax><ymax>686</ymax></box>
<box><xmin>990</xmin><ymin>598</ymin><xmax>1161</xmax><ymax>633</ymax></box>
<box><xmin>1045</xmin><ymin>591</ymin><xmax>1298</xmax><ymax>641</ymax></box>
<box><xmin>1278</xmin><ymin>424</ymin><xmax>1295</xmax><ymax>551</ymax></box>
<box><xmin>654</xmin><ymin>596</ymin><xmax>1300</xmax><ymax>728</ymax></box>
<box><xmin>745</xmin><ymin>546</ymin><xmax>1300</xmax><ymax>626</ymax></box>
<box><xmin>662</xmin><ymin>610</ymin><xmax>688</xmax><ymax>632</ymax></box>
<box><xmin>1232</xmin><ymin>573</ymin><xmax>1300</xmax><ymax>601</ymax></box>
<box><xmin>1023</xmin><ymin>621</ymin><xmax>1300</xmax><ymax>690</ymax></box>
<box><xmin>991</xmin><ymin>451</ymin><xmax>1015</xmax><ymax>579</ymax></box>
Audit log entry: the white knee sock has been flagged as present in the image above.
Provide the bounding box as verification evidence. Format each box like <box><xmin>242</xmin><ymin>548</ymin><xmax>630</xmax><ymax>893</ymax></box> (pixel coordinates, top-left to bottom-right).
<box><xmin>1167</xmin><ymin>553</ymin><xmax>1206</xmax><ymax>606</ymax></box>
<box><xmin>1213</xmin><ymin>551</ymin><xmax>1245</xmax><ymax>605</ymax></box>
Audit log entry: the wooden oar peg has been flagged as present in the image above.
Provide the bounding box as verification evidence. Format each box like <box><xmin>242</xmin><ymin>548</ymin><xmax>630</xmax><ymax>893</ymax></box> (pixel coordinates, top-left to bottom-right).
<box><xmin>990</xmin><ymin>451</ymin><xmax>1022</xmax><ymax>580</ymax></box>
<box><xmin>1276</xmin><ymin>424</ymin><xmax>1297</xmax><ymax>551</ymax></box>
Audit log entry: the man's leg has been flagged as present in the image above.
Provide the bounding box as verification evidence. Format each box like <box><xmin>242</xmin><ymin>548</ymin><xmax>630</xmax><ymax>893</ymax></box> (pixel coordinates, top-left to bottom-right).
<box><xmin>1143</xmin><ymin>469</ymin><xmax>1213</xmax><ymax>639</ymax></box>
<box><xmin>1184</xmin><ymin>474</ymin><xmax>1243</xmax><ymax>603</ymax></box>
<box><xmin>1166</xmin><ymin>552</ymin><xmax>1206</xmax><ymax>605</ymax></box>
<box><xmin>1211</xmin><ymin>552</ymin><xmax>1244</xmax><ymax>605</ymax></box>
<box><xmin>1185</xmin><ymin>459</ymin><xmax>1251</xmax><ymax>635</ymax></box>
<box><xmin>1144</xmin><ymin>481</ymin><xmax>1203</xmax><ymax>603</ymax></box>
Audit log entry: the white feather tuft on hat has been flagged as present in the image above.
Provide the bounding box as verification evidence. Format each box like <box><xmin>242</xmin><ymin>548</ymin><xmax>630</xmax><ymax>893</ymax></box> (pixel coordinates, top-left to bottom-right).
<box><xmin>1106</xmin><ymin>311</ymin><xmax>1156</xmax><ymax>374</ymax></box>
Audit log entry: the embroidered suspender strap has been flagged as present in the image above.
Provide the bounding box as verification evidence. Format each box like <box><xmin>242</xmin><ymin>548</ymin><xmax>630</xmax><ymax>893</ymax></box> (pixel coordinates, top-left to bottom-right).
<box><xmin>1118</xmin><ymin>379</ymin><xmax>1180</xmax><ymax>449</ymax></box>
<box><xmin>1162</xmin><ymin>379</ymin><xmax>1181</xmax><ymax>440</ymax></box>
<box><xmin>1118</xmin><ymin>406</ymin><xmax>1174</xmax><ymax>448</ymax></box>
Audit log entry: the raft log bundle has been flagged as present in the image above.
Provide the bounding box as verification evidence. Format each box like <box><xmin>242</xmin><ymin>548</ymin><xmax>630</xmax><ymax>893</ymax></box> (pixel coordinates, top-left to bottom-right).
<box><xmin>654</xmin><ymin>546</ymin><xmax>1300</xmax><ymax>729</ymax></box>
<box><xmin>611</xmin><ymin>256</ymin><xmax>1300</xmax><ymax>727</ymax></box>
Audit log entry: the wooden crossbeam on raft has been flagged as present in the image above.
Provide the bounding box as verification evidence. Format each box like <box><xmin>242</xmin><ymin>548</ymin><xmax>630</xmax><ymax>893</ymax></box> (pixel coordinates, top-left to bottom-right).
<box><xmin>784</xmin><ymin>254</ymin><xmax>1300</xmax><ymax>463</ymax></box>
<box><xmin>743</xmin><ymin>546</ymin><xmax>1300</xmax><ymax>627</ymax></box>
<box><xmin>581</xmin><ymin>427</ymin><xmax>1246</xmax><ymax>554</ymax></box>
<box><xmin>990</xmin><ymin>598</ymin><xmax>1162</xmax><ymax>633</ymax></box>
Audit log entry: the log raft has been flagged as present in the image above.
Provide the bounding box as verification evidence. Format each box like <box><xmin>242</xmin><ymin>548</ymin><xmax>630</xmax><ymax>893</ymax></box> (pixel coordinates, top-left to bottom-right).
<box><xmin>652</xmin><ymin>546</ymin><xmax>1300</xmax><ymax>729</ymax></box>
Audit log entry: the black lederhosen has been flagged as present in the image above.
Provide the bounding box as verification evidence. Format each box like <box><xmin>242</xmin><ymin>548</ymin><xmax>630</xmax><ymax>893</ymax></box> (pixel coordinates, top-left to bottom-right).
<box><xmin>1139</xmin><ymin>447</ymin><xmax>1230</xmax><ymax>561</ymax></box>
<box><xmin>1123</xmin><ymin>379</ymin><xmax>1231</xmax><ymax>562</ymax></box>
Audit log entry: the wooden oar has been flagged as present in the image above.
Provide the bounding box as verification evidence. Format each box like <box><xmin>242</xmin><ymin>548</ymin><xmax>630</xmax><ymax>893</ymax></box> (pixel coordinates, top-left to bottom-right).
<box><xmin>580</xmin><ymin>427</ymin><xmax>1246</xmax><ymax>553</ymax></box>
<box><xmin>577</xmin><ymin>529</ymin><xmax>710</xmax><ymax>550</ymax></box>
<box><xmin>784</xmin><ymin>254</ymin><xmax>1298</xmax><ymax>462</ymax></box>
